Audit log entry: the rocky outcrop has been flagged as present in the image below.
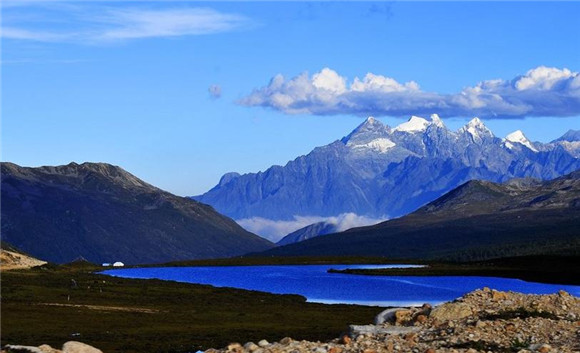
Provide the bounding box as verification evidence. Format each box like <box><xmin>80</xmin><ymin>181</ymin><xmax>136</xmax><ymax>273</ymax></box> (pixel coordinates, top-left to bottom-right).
<box><xmin>205</xmin><ymin>288</ymin><xmax>580</xmax><ymax>353</ymax></box>
<box><xmin>2</xmin><ymin>341</ymin><xmax>102</xmax><ymax>353</ymax></box>
<box><xmin>61</xmin><ymin>342</ymin><xmax>102</xmax><ymax>353</ymax></box>
<box><xmin>0</xmin><ymin>250</ymin><xmax>46</xmax><ymax>271</ymax></box>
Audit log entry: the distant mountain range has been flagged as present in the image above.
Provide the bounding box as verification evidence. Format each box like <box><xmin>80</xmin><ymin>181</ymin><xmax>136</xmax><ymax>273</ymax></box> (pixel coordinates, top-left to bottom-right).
<box><xmin>257</xmin><ymin>170</ymin><xmax>580</xmax><ymax>261</ymax></box>
<box><xmin>1</xmin><ymin>162</ymin><xmax>273</xmax><ymax>264</ymax></box>
<box><xmin>195</xmin><ymin>115</ymin><xmax>580</xmax><ymax>239</ymax></box>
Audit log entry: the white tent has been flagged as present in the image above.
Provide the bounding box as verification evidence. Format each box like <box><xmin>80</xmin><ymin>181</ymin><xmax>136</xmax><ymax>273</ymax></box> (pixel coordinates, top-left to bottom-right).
<box><xmin>112</xmin><ymin>262</ymin><xmax>125</xmax><ymax>267</ymax></box>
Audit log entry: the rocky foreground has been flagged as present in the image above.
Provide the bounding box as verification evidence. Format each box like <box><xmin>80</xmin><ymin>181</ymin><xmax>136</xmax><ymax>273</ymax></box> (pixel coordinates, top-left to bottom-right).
<box><xmin>208</xmin><ymin>288</ymin><xmax>580</xmax><ymax>353</ymax></box>
<box><xmin>3</xmin><ymin>289</ymin><xmax>579</xmax><ymax>353</ymax></box>
<box><xmin>0</xmin><ymin>250</ymin><xmax>47</xmax><ymax>271</ymax></box>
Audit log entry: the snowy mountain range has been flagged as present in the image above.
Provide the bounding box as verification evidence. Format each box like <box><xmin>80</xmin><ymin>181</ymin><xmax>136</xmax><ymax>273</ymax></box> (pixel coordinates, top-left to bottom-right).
<box><xmin>194</xmin><ymin>115</ymin><xmax>580</xmax><ymax>240</ymax></box>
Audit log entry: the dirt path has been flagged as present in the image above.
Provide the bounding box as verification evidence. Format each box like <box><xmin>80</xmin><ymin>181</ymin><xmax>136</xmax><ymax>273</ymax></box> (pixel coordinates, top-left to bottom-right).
<box><xmin>37</xmin><ymin>303</ymin><xmax>160</xmax><ymax>314</ymax></box>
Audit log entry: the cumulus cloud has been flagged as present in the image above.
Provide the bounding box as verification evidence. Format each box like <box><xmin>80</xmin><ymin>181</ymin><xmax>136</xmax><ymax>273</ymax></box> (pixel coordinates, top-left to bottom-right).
<box><xmin>208</xmin><ymin>84</ymin><xmax>222</xmax><ymax>99</ymax></box>
<box><xmin>239</xmin><ymin>66</ymin><xmax>580</xmax><ymax>119</ymax></box>
<box><xmin>236</xmin><ymin>213</ymin><xmax>385</xmax><ymax>242</ymax></box>
<box><xmin>2</xmin><ymin>6</ymin><xmax>249</xmax><ymax>43</ymax></box>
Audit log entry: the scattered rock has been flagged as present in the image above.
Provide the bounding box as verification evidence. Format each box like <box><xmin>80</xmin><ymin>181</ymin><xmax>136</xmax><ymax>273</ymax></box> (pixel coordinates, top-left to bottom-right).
<box><xmin>61</xmin><ymin>342</ymin><xmax>102</xmax><ymax>353</ymax></box>
<box><xmin>350</xmin><ymin>325</ymin><xmax>420</xmax><ymax>336</ymax></box>
<box><xmin>4</xmin><ymin>345</ymin><xmax>44</xmax><ymax>353</ymax></box>
<box><xmin>279</xmin><ymin>337</ymin><xmax>292</xmax><ymax>345</ymax></box>
<box><xmin>257</xmin><ymin>340</ymin><xmax>269</xmax><ymax>348</ymax></box>
<box><xmin>374</xmin><ymin>307</ymin><xmax>408</xmax><ymax>325</ymax></box>
<box><xmin>415</xmin><ymin>314</ymin><xmax>428</xmax><ymax>324</ymax></box>
<box><xmin>492</xmin><ymin>290</ymin><xmax>508</xmax><ymax>301</ymax></box>
<box><xmin>39</xmin><ymin>345</ymin><xmax>61</xmax><ymax>353</ymax></box>
<box><xmin>538</xmin><ymin>344</ymin><xmax>552</xmax><ymax>353</ymax></box>
<box><xmin>394</xmin><ymin>309</ymin><xmax>412</xmax><ymax>325</ymax></box>
<box><xmin>505</xmin><ymin>323</ymin><xmax>516</xmax><ymax>331</ymax></box>
<box><xmin>226</xmin><ymin>343</ymin><xmax>242</xmax><ymax>352</ymax></box>
<box><xmin>243</xmin><ymin>343</ymin><xmax>258</xmax><ymax>352</ymax></box>
<box><xmin>328</xmin><ymin>347</ymin><xmax>342</xmax><ymax>353</ymax></box>
<box><xmin>205</xmin><ymin>289</ymin><xmax>579</xmax><ymax>353</ymax></box>
<box><xmin>430</xmin><ymin>302</ymin><xmax>473</xmax><ymax>321</ymax></box>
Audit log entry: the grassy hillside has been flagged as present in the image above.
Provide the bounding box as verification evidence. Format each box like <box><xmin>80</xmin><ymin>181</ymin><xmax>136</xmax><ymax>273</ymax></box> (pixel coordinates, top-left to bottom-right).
<box><xmin>1</xmin><ymin>265</ymin><xmax>378</xmax><ymax>352</ymax></box>
<box><xmin>1</xmin><ymin>162</ymin><xmax>272</xmax><ymax>264</ymax></box>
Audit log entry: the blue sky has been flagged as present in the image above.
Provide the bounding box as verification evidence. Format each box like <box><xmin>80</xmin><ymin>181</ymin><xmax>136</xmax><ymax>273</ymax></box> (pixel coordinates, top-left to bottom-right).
<box><xmin>2</xmin><ymin>1</ymin><xmax>580</xmax><ymax>195</ymax></box>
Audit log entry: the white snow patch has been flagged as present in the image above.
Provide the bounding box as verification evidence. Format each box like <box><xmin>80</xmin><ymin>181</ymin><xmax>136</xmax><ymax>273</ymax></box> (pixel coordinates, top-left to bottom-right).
<box><xmin>350</xmin><ymin>138</ymin><xmax>396</xmax><ymax>153</ymax></box>
<box><xmin>394</xmin><ymin>116</ymin><xmax>430</xmax><ymax>133</ymax></box>
<box><xmin>505</xmin><ymin>130</ymin><xmax>538</xmax><ymax>152</ymax></box>
<box><xmin>559</xmin><ymin>140</ymin><xmax>580</xmax><ymax>151</ymax></box>
<box><xmin>430</xmin><ymin>114</ymin><xmax>445</xmax><ymax>128</ymax></box>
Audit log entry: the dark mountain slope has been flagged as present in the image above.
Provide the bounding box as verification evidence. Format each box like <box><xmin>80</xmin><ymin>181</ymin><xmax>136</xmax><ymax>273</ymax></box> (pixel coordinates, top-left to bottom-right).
<box><xmin>1</xmin><ymin>162</ymin><xmax>273</xmax><ymax>264</ymax></box>
<box><xmin>277</xmin><ymin>222</ymin><xmax>339</xmax><ymax>246</ymax></box>
<box><xmin>257</xmin><ymin>171</ymin><xmax>580</xmax><ymax>261</ymax></box>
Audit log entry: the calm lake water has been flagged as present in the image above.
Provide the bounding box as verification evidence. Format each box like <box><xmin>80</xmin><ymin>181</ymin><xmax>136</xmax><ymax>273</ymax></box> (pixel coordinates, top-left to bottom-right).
<box><xmin>102</xmin><ymin>264</ymin><xmax>580</xmax><ymax>306</ymax></box>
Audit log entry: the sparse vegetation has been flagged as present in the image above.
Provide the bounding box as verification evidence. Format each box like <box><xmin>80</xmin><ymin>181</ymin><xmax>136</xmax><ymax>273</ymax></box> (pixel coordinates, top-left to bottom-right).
<box><xmin>481</xmin><ymin>307</ymin><xmax>559</xmax><ymax>321</ymax></box>
<box><xmin>0</xmin><ymin>264</ymin><xmax>378</xmax><ymax>353</ymax></box>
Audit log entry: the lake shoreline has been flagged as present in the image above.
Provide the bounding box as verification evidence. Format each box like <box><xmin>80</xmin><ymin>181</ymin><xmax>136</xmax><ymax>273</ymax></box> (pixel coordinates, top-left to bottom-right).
<box><xmin>327</xmin><ymin>255</ymin><xmax>580</xmax><ymax>286</ymax></box>
<box><xmin>3</xmin><ymin>255</ymin><xmax>579</xmax><ymax>352</ymax></box>
<box><xmin>0</xmin><ymin>263</ymin><xmax>379</xmax><ymax>352</ymax></box>
<box><xmin>102</xmin><ymin>261</ymin><xmax>580</xmax><ymax>307</ymax></box>
<box><xmin>118</xmin><ymin>255</ymin><xmax>580</xmax><ymax>286</ymax></box>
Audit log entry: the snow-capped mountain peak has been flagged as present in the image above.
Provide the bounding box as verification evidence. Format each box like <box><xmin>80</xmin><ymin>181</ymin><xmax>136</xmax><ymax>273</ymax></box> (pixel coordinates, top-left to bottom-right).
<box><xmin>197</xmin><ymin>113</ymin><xmax>580</xmax><ymax>231</ymax></box>
<box><xmin>459</xmin><ymin>117</ymin><xmax>494</xmax><ymax>139</ymax></box>
<box><xmin>505</xmin><ymin>130</ymin><xmax>538</xmax><ymax>152</ymax></box>
<box><xmin>430</xmin><ymin>114</ymin><xmax>445</xmax><ymax>128</ymax></box>
<box><xmin>352</xmin><ymin>116</ymin><xmax>386</xmax><ymax>132</ymax></box>
<box><xmin>342</xmin><ymin>116</ymin><xmax>391</xmax><ymax>148</ymax></box>
<box><xmin>394</xmin><ymin>115</ymin><xmax>431</xmax><ymax>133</ymax></box>
<box><xmin>364</xmin><ymin>116</ymin><xmax>378</xmax><ymax>125</ymax></box>
<box><xmin>394</xmin><ymin>114</ymin><xmax>447</xmax><ymax>133</ymax></box>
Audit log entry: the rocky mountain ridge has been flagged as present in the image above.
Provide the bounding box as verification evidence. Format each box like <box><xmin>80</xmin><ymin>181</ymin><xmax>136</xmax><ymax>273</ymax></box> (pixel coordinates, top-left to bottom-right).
<box><xmin>196</xmin><ymin>116</ymin><xmax>580</xmax><ymax>237</ymax></box>
<box><xmin>1</xmin><ymin>162</ymin><xmax>273</xmax><ymax>264</ymax></box>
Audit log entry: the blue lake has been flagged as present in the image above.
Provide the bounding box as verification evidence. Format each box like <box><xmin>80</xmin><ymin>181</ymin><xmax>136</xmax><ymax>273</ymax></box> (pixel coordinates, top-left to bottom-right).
<box><xmin>102</xmin><ymin>264</ymin><xmax>580</xmax><ymax>307</ymax></box>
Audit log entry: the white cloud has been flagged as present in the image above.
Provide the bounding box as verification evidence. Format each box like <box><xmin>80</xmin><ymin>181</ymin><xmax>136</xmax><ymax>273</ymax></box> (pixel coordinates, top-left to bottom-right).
<box><xmin>236</xmin><ymin>213</ymin><xmax>386</xmax><ymax>242</ymax></box>
<box><xmin>1</xmin><ymin>6</ymin><xmax>250</xmax><ymax>43</ymax></box>
<box><xmin>97</xmin><ymin>8</ymin><xmax>247</xmax><ymax>41</ymax></box>
<box><xmin>329</xmin><ymin>213</ymin><xmax>385</xmax><ymax>232</ymax></box>
<box><xmin>239</xmin><ymin>66</ymin><xmax>580</xmax><ymax>119</ymax></box>
<box><xmin>1</xmin><ymin>27</ymin><xmax>71</xmax><ymax>42</ymax></box>
<box><xmin>312</xmin><ymin>68</ymin><xmax>347</xmax><ymax>93</ymax></box>
<box><xmin>208</xmin><ymin>84</ymin><xmax>222</xmax><ymax>99</ymax></box>
<box><xmin>514</xmin><ymin>66</ymin><xmax>575</xmax><ymax>91</ymax></box>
